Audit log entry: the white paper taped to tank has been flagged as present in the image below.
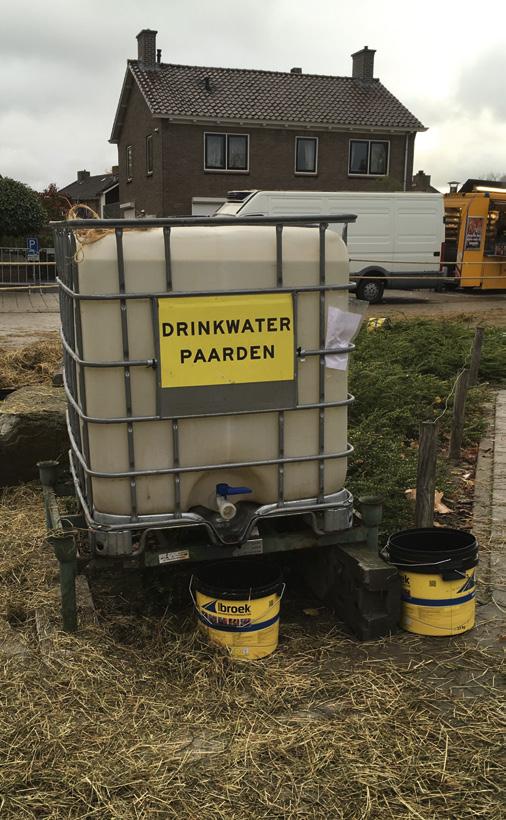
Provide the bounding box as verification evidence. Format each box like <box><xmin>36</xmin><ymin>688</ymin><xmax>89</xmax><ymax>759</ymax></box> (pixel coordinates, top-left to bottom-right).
<box><xmin>324</xmin><ymin>307</ymin><xmax>363</xmax><ymax>371</ymax></box>
<box><xmin>70</xmin><ymin>224</ymin><xmax>351</xmax><ymax>518</ymax></box>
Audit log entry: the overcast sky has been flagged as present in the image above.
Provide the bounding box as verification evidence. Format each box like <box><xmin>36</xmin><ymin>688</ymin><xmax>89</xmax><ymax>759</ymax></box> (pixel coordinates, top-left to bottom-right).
<box><xmin>1</xmin><ymin>0</ymin><xmax>505</xmax><ymax>193</ymax></box>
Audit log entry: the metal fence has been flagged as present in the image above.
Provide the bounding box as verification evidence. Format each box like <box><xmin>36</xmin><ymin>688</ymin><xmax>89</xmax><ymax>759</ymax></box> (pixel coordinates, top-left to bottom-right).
<box><xmin>0</xmin><ymin>246</ymin><xmax>57</xmax><ymax>289</ymax></box>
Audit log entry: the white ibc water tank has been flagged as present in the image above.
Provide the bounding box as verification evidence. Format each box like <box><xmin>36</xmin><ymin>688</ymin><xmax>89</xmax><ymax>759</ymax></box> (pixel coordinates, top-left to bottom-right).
<box><xmin>61</xmin><ymin>222</ymin><xmax>351</xmax><ymax>531</ymax></box>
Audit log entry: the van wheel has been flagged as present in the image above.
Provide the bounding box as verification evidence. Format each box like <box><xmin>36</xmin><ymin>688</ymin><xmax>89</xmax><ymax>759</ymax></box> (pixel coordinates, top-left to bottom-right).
<box><xmin>356</xmin><ymin>279</ymin><xmax>385</xmax><ymax>304</ymax></box>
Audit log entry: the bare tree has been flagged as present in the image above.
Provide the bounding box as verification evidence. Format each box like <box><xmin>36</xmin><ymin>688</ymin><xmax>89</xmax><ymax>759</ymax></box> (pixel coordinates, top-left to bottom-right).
<box><xmin>481</xmin><ymin>171</ymin><xmax>506</xmax><ymax>182</ymax></box>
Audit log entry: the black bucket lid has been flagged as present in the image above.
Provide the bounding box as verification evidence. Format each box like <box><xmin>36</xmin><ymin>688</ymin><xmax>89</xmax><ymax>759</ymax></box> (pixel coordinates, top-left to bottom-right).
<box><xmin>385</xmin><ymin>527</ymin><xmax>478</xmax><ymax>574</ymax></box>
<box><xmin>194</xmin><ymin>560</ymin><xmax>282</xmax><ymax>601</ymax></box>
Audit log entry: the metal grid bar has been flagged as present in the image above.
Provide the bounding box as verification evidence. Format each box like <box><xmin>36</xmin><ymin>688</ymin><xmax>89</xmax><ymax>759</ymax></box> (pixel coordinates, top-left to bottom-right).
<box><xmin>57</xmin><ymin>231</ymin><xmax>82</xmax><ymax>497</ymax></box>
<box><xmin>172</xmin><ymin>420</ymin><xmax>182</xmax><ymax>516</ymax></box>
<box><xmin>300</xmin><ymin>345</ymin><xmax>354</xmax><ymax>357</ymax></box>
<box><xmin>149</xmin><ymin>297</ymin><xmax>161</xmax><ymax>419</ymax></box>
<box><xmin>276</xmin><ymin>224</ymin><xmax>284</xmax><ymax>505</ymax></box>
<box><xmin>278</xmin><ymin>412</ymin><xmax>285</xmax><ymax>505</ymax></box>
<box><xmin>318</xmin><ymin>223</ymin><xmax>327</xmax><ymax>502</ymax></box>
<box><xmin>60</xmin><ymin>331</ymin><xmax>156</xmax><ymax>368</ymax></box>
<box><xmin>70</xmin><ymin>232</ymin><xmax>94</xmax><ymax>511</ymax></box>
<box><xmin>62</xmin><ymin>373</ymin><xmax>354</xmax><ymax>423</ymax></box>
<box><xmin>60</xmin><ymin>328</ymin><xmax>354</xmax><ymax>369</ymax></box>
<box><xmin>69</xmin><ymin>450</ymin><xmax>353</xmax><ymax>537</ymax></box>
<box><xmin>276</xmin><ymin>225</ymin><xmax>283</xmax><ymax>287</ymax></box>
<box><xmin>162</xmin><ymin>225</ymin><xmax>182</xmax><ymax>514</ymax></box>
<box><xmin>163</xmin><ymin>226</ymin><xmax>172</xmax><ymax>291</ymax></box>
<box><xmin>67</xmin><ymin>421</ymin><xmax>353</xmax><ymax>479</ymax></box>
<box><xmin>57</xmin><ymin>278</ymin><xmax>351</xmax><ymax>301</ymax></box>
<box><xmin>115</xmin><ymin>229</ymin><xmax>138</xmax><ymax>519</ymax></box>
<box><xmin>55</xmin><ymin>214</ymin><xmax>357</xmax><ymax>230</ymax></box>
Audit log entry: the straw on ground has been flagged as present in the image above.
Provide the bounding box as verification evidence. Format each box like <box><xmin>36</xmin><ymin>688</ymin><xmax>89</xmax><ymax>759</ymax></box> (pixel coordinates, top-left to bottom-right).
<box><xmin>0</xmin><ymin>485</ymin><xmax>504</xmax><ymax>819</ymax></box>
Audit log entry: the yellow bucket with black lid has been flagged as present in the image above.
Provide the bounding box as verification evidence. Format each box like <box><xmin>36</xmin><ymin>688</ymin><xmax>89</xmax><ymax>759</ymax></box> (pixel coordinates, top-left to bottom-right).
<box><xmin>192</xmin><ymin>560</ymin><xmax>284</xmax><ymax>659</ymax></box>
<box><xmin>383</xmin><ymin>527</ymin><xmax>478</xmax><ymax>636</ymax></box>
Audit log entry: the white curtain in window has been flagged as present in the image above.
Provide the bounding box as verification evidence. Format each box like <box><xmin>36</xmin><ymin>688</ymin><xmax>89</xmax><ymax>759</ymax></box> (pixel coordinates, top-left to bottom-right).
<box><xmin>370</xmin><ymin>142</ymin><xmax>387</xmax><ymax>175</ymax></box>
<box><xmin>206</xmin><ymin>135</ymin><xmax>225</xmax><ymax>168</ymax></box>
<box><xmin>228</xmin><ymin>136</ymin><xmax>247</xmax><ymax>169</ymax></box>
<box><xmin>297</xmin><ymin>139</ymin><xmax>316</xmax><ymax>172</ymax></box>
<box><xmin>350</xmin><ymin>142</ymin><xmax>368</xmax><ymax>174</ymax></box>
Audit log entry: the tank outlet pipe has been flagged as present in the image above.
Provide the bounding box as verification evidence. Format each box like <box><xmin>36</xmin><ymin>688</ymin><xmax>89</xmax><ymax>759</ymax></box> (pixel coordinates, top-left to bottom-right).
<box><xmin>215</xmin><ymin>483</ymin><xmax>252</xmax><ymax>521</ymax></box>
<box><xmin>216</xmin><ymin>494</ymin><xmax>238</xmax><ymax>521</ymax></box>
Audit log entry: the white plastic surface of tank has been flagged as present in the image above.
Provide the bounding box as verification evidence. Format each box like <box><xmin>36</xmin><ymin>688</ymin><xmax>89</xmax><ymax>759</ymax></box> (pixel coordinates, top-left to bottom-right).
<box><xmin>73</xmin><ymin>225</ymin><xmax>349</xmax><ymax>518</ymax></box>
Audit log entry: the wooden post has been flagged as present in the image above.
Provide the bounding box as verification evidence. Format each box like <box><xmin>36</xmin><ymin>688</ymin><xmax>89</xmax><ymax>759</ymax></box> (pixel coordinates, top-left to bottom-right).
<box><xmin>449</xmin><ymin>367</ymin><xmax>470</xmax><ymax>462</ymax></box>
<box><xmin>468</xmin><ymin>326</ymin><xmax>484</xmax><ymax>386</ymax></box>
<box><xmin>415</xmin><ymin>421</ymin><xmax>438</xmax><ymax>528</ymax></box>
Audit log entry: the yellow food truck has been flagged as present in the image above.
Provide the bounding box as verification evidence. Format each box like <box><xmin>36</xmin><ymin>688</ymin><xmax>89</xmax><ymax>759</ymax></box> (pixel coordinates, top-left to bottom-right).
<box><xmin>444</xmin><ymin>180</ymin><xmax>506</xmax><ymax>290</ymax></box>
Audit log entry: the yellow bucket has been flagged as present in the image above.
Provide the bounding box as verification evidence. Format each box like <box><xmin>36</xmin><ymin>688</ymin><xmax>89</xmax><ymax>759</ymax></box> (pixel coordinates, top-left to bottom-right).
<box><xmin>384</xmin><ymin>527</ymin><xmax>478</xmax><ymax>636</ymax></box>
<box><xmin>400</xmin><ymin>567</ymin><xmax>476</xmax><ymax>636</ymax></box>
<box><xmin>192</xmin><ymin>561</ymin><xmax>284</xmax><ymax>660</ymax></box>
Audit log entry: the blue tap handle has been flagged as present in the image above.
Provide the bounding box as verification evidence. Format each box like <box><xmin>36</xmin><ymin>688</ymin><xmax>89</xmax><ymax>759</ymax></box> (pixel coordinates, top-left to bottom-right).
<box><xmin>216</xmin><ymin>482</ymin><xmax>252</xmax><ymax>498</ymax></box>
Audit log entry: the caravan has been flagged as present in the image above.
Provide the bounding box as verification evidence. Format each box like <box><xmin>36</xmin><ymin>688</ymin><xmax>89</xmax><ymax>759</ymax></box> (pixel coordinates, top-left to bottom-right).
<box><xmin>215</xmin><ymin>190</ymin><xmax>445</xmax><ymax>302</ymax></box>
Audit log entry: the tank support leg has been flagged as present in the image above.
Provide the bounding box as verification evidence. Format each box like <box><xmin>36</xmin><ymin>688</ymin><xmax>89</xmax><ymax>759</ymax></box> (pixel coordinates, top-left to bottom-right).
<box><xmin>357</xmin><ymin>495</ymin><xmax>383</xmax><ymax>551</ymax></box>
<box><xmin>48</xmin><ymin>533</ymin><xmax>78</xmax><ymax>633</ymax></box>
<box><xmin>39</xmin><ymin>460</ymin><xmax>80</xmax><ymax>633</ymax></box>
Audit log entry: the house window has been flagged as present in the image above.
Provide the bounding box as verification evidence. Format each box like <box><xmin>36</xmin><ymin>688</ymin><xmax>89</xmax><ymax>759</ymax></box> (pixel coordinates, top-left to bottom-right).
<box><xmin>295</xmin><ymin>137</ymin><xmax>318</xmax><ymax>174</ymax></box>
<box><xmin>204</xmin><ymin>133</ymin><xmax>249</xmax><ymax>172</ymax></box>
<box><xmin>349</xmin><ymin>140</ymin><xmax>389</xmax><ymax>176</ymax></box>
<box><xmin>126</xmin><ymin>145</ymin><xmax>133</xmax><ymax>181</ymax></box>
<box><xmin>146</xmin><ymin>134</ymin><xmax>153</xmax><ymax>175</ymax></box>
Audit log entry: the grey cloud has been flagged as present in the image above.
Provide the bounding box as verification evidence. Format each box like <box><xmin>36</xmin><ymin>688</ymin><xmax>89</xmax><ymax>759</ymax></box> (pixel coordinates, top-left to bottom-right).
<box><xmin>0</xmin><ymin>0</ymin><xmax>505</xmax><ymax>194</ymax></box>
<box><xmin>456</xmin><ymin>48</ymin><xmax>506</xmax><ymax>120</ymax></box>
<box><xmin>406</xmin><ymin>98</ymin><xmax>461</xmax><ymax>128</ymax></box>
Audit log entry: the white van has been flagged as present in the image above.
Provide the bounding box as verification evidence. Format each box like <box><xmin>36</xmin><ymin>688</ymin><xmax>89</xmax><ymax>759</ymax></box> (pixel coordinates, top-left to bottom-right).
<box><xmin>215</xmin><ymin>190</ymin><xmax>445</xmax><ymax>303</ymax></box>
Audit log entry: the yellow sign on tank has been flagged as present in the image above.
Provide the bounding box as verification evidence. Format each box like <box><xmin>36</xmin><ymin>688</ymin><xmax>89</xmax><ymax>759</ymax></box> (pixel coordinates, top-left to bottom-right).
<box><xmin>158</xmin><ymin>293</ymin><xmax>294</xmax><ymax>388</ymax></box>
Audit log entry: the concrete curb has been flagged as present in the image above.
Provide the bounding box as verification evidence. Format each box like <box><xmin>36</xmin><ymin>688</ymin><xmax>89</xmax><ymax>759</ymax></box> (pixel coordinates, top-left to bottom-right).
<box><xmin>472</xmin><ymin>399</ymin><xmax>495</xmax><ymax>605</ymax></box>
<box><xmin>490</xmin><ymin>391</ymin><xmax>506</xmax><ymax>610</ymax></box>
<box><xmin>472</xmin><ymin>391</ymin><xmax>506</xmax><ymax>639</ymax></box>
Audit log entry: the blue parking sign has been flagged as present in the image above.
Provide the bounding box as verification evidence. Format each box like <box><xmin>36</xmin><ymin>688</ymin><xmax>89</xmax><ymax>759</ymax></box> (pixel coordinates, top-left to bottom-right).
<box><xmin>27</xmin><ymin>236</ymin><xmax>40</xmax><ymax>259</ymax></box>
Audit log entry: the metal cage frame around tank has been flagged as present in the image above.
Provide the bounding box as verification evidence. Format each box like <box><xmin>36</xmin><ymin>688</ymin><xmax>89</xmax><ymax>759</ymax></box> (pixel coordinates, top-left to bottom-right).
<box><xmin>53</xmin><ymin>214</ymin><xmax>358</xmax><ymax>543</ymax></box>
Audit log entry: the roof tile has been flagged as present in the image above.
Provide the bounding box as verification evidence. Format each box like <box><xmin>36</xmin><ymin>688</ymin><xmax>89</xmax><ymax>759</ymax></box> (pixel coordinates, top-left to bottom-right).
<box><xmin>128</xmin><ymin>61</ymin><xmax>424</xmax><ymax>131</ymax></box>
<box><xmin>59</xmin><ymin>173</ymin><xmax>118</xmax><ymax>199</ymax></box>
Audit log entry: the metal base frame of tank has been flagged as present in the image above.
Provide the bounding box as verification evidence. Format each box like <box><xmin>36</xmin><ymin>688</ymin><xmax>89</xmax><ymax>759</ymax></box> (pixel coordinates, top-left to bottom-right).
<box><xmin>38</xmin><ymin>460</ymin><xmax>400</xmax><ymax>641</ymax></box>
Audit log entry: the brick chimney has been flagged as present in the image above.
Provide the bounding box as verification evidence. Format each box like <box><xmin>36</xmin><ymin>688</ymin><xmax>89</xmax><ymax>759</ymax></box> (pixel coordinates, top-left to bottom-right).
<box><xmin>137</xmin><ymin>29</ymin><xmax>158</xmax><ymax>68</ymax></box>
<box><xmin>77</xmin><ymin>170</ymin><xmax>90</xmax><ymax>181</ymax></box>
<box><xmin>351</xmin><ymin>46</ymin><xmax>376</xmax><ymax>79</ymax></box>
<box><xmin>111</xmin><ymin>165</ymin><xmax>119</xmax><ymax>176</ymax></box>
<box><xmin>412</xmin><ymin>170</ymin><xmax>432</xmax><ymax>192</ymax></box>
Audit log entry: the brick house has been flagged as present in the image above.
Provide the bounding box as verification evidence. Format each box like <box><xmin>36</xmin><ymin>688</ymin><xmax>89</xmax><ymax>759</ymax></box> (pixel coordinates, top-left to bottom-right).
<box><xmin>110</xmin><ymin>30</ymin><xmax>426</xmax><ymax>217</ymax></box>
<box><xmin>59</xmin><ymin>169</ymin><xmax>120</xmax><ymax>217</ymax></box>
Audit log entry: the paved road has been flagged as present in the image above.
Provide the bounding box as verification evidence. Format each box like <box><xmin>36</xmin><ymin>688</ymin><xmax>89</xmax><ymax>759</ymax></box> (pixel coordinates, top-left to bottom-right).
<box><xmin>363</xmin><ymin>288</ymin><xmax>506</xmax><ymax>325</ymax></box>
<box><xmin>1</xmin><ymin>288</ymin><xmax>505</xmax><ymax>347</ymax></box>
<box><xmin>0</xmin><ymin>290</ymin><xmax>60</xmax><ymax>346</ymax></box>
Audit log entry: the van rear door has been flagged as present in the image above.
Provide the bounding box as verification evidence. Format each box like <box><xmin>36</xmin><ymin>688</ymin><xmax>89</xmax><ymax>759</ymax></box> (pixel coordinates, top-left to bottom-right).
<box><xmin>391</xmin><ymin>196</ymin><xmax>444</xmax><ymax>288</ymax></box>
<box><xmin>344</xmin><ymin>197</ymin><xmax>393</xmax><ymax>275</ymax></box>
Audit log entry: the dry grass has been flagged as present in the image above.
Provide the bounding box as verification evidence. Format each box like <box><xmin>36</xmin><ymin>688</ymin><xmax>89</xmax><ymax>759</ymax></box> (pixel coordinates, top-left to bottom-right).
<box><xmin>1</xmin><ymin>486</ymin><xmax>504</xmax><ymax>819</ymax></box>
<box><xmin>0</xmin><ymin>338</ymin><xmax>62</xmax><ymax>389</ymax></box>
